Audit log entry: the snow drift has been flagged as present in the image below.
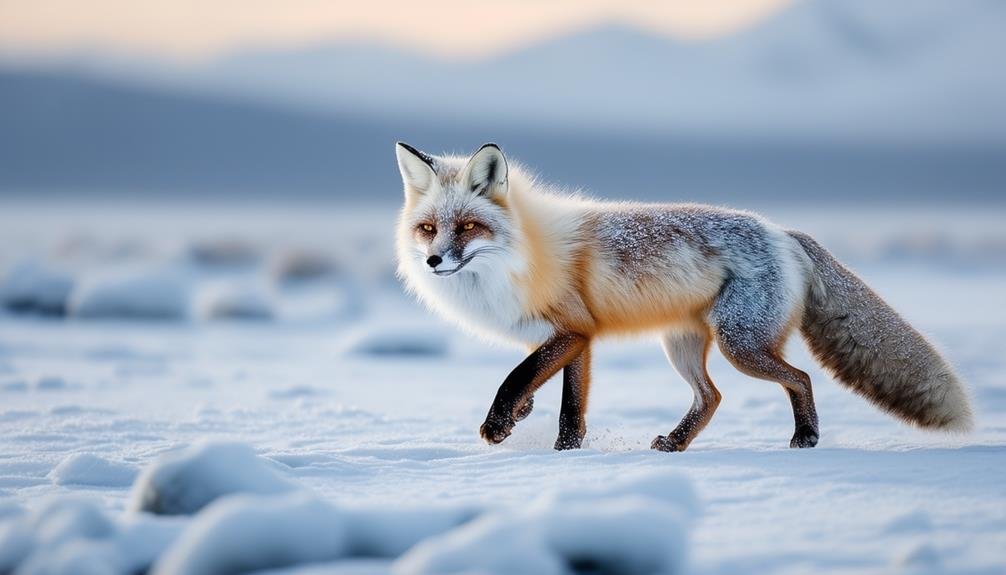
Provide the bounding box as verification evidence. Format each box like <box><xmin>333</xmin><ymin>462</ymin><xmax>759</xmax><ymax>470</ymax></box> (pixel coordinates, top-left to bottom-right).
<box><xmin>0</xmin><ymin>441</ymin><xmax>697</xmax><ymax>575</ymax></box>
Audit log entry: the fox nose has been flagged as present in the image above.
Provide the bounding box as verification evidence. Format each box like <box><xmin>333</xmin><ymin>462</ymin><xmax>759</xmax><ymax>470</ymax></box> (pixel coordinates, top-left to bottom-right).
<box><xmin>426</xmin><ymin>255</ymin><xmax>443</xmax><ymax>268</ymax></box>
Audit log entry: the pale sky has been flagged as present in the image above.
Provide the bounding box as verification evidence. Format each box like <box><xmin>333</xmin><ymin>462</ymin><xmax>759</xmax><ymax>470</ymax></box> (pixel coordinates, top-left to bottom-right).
<box><xmin>0</xmin><ymin>0</ymin><xmax>793</xmax><ymax>61</ymax></box>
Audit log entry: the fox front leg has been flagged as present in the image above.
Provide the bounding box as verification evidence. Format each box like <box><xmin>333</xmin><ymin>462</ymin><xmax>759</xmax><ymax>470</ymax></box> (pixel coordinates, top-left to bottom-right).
<box><xmin>555</xmin><ymin>344</ymin><xmax>591</xmax><ymax>450</ymax></box>
<box><xmin>480</xmin><ymin>333</ymin><xmax>588</xmax><ymax>445</ymax></box>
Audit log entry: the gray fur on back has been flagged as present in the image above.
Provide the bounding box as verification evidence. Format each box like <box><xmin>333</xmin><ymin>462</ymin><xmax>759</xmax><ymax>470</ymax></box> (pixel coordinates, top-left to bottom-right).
<box><xmin>789</xmin><ymin>231</ymin><xmax>973</xmax><ymax>431</ymax></box>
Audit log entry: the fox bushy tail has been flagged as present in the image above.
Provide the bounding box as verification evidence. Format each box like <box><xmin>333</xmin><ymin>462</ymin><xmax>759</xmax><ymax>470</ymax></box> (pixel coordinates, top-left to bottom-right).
<box><xmin>788</xmin><ymin>231</ymin><xmax>973</xmax><ymax>432</ymax></box>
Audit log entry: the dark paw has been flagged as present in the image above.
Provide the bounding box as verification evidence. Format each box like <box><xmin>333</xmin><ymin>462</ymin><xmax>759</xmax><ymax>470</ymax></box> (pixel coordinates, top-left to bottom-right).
<box><xmin>514</xmin><ymin>396</ymin><xmax>534</xmax><ymax>422</ymax></box>
<box><xmin>480</xmin><ymin>415</ymin><xmax>514</xmax><ymax>445</ymax></box>
<box><xmin>554</xmin><ymin>418</ymin><xmax>585</xmax><ymax>451</ymax></box>
<box><xmin>651</xmin><ymin>434</ymin><xmax>688</xmax><ymax>453</ymax></box>
<box><xmin>790</xmin><ymin>426</ymin><xmax>819</xmax><ymax>448</ymax></box>
<box><xmin>554</xmin><ymin>433</ymin><xmax>584</xmax><ymax>451</ymax></box>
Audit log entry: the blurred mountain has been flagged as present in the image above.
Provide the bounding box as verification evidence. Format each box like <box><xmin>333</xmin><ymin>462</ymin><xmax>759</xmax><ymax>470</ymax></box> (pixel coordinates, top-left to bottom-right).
<box><xmin>1</xmin><ymin>0</ymin><xmax>1005</xmax><ymax>201</ymax></box>
<box><xmin>23</xmin><ymin>0</ymin><xmax>1006</xmax><ymax>144</ymax></box>
<box><xmin>2</xmin><ymin>68</ymin><xmax>1004</xmax><ymax>202</ymax></box>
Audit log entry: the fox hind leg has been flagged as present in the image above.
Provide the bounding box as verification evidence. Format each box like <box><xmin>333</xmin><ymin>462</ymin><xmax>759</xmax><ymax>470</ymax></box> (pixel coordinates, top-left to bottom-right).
<box><xmin>718</xmin><ymin>340</ymin><xmax>819</xmax><ymax>448</ymax></box>
<box><xmin>651</xmin><ymin>328</ymin><xmax>721</xmax><ymax>452</ymax></box>
<box><xmin>711</xmin><ymin>278</ymin><xmax>819</xmax><ymax>448</ymax></box>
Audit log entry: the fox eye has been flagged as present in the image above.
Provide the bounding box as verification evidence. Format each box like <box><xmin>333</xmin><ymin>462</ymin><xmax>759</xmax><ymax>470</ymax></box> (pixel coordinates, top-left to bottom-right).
<box><xmin>420</xmin><ymin>223</ymin><xmax>435</xmax><ymax>233</ymax></box>
<box><xmin>462</xmin><ymin>222</ymin><xmax>476</xmax><ymax>231</ymax></box>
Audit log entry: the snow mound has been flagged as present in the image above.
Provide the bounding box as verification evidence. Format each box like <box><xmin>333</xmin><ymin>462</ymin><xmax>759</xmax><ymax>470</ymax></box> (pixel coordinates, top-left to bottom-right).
<box><xmin>895</xmin><ymin>542</ymin><xmax>943</xmax><ymax>573</ymax></box>
<box><xmin>2</xmin><ymin>444</ymin><xmax>696</xmax><ymax>575</ymax></box>
<box><xmin>0</xmin><ymin>498</ymin><xmax>115</xmax><ymax>572</ymax></box>
<box><xmin>0</xmin><ymin>259</ymin><xmax>75</xmax><ymax>315</ymax></box>
<box><xmin>884</xmin><ymin>510</ymin><xmax>934</xmax><ymax>534</ymax></box>
<box><xmin>151</xmin><ymin>493</ymin><xmax>479</xmax><ymax>574</ymax></box>
<box><xmin>69</xmin><ymin>266</ymin><xmax>194</xmax><ymax>320</ymax></box>
<box><xmin>196</xmin><ymin>281</ymin><xmax>275</xmax><ymax>321</ymax></box>
<box><xmin>342</xmin><ymin>506</ymin><xmax>479</xmax><ymax>558</ymax></box>
<box><xmin>395</xmin><ymin>472</ymin><xmax>697</xmax><ymax>575</ymax></box>
<box><xmin>340</xmin><ymin>323</ymin><xmax>450</xmax><ymax>358</ymax></box>
<box><xmin>34</xmin><ymin>376</ymin><xmax>68</xmax><ymax>391</ymax></box>
<box><xmin>0</xmin><ymin>498</ymin><xmax>184</xmax><ymax>575</ymax></box>
<box><xmin>130</xmin><ymin>442</ymin><xmax>297</xmax><ymax>515</ymax></box>
<box><xmin>151</xmin><ymin>492</ymin><xmax>346</xmax><ymax>575</ymax></box>
<box><xmin>270</xmin><ymin>249</ymin><xmax>337</xmax><ymax>284</ymax></box>
<box><xmin>48</xmin><ymin>454</ymin><xmax>138</xmax><ymax>488</ymax></box>
<box><xmin>187</xmin><ymin>238</ymin><xmax>262</xmax><ymax>269</ymax></box>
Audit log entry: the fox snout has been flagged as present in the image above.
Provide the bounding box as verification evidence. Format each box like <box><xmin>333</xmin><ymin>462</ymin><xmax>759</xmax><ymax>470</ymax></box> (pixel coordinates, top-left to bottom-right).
<box><xmin>425</xmin><ymin>251</ymin><xmax>468</xmax><ymax>276</ymax></box>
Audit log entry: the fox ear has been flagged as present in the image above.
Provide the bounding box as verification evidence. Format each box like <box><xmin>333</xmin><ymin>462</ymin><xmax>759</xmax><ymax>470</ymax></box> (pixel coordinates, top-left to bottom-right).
<box><xmin>464</xmin><ymin>143</ymin><xmax>508</xmax><ymax>200</ymax></box>
<box><xmin>396</xmin><ymin>142</ymin><xmax>437</xmax><ymax>200</ymax></box>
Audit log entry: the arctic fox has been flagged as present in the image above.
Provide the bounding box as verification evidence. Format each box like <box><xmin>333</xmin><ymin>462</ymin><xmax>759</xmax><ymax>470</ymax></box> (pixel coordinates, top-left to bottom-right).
<box><xmin>394</xmin><ymin>142</ymin><xmax>973</xmax><ymax>451</ymax></box>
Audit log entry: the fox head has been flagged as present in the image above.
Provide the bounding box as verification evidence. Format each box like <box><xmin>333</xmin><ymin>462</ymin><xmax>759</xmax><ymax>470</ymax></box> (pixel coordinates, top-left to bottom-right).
<box><xmin>395</xmin><ymin>142</ymin><xmax>519</xmax><ymax>281</ymax></box>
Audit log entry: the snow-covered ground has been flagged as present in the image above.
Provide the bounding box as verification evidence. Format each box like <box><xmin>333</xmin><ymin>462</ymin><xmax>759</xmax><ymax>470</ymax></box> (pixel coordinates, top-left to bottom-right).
<box><xmin>0</xmin><ymin>202</ymin><xmax>1004</xmax><ymax>574</ymax></box>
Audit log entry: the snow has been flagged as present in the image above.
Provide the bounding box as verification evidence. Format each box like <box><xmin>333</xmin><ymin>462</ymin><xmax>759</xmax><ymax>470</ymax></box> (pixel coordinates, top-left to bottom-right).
<box><xmin>0</xmin><ymin>203</ymin><xmax>1004</xmax><ymax>574</ymax></box>
<box><xmin>0</xmin><ymin>498</ymin><xmax>185</xmax><ymax>575</ymax></box>
<box><xmin>196</xmin><ymin>280</ymin><xmax>276</xmax><ymax>321</ymax></box>
<box><xmin>396</xmin><ymin>473</ymin><xmax>695</xmax><ymax>575</ymax></box>
<box><xmin>339</xmin><ymin>322</ymin><xmax>451</xmax><ymax>358</ymax></box>
<box><xmin>130</xmin><ymin>442</ymin><xmax>297</xmax><ymax>516</ymax></box>
<box><xmin>69</xmin><ymin>265</ymin><xmax>195</xmax><ymax>320</ymax></box>
<box><xmin>152</xmin><ymin>492</ymin><xmax>348</xmax><ymax>575</ymax></box>
<box><xmin>0</xmin><ymin>259</ymin><xmax>75</xmax><ymax>315</ymax></box>
<box><xmin>48</xmin><ymin>454</ymin><xmax>138</xmax><ymax>488</ymax></box>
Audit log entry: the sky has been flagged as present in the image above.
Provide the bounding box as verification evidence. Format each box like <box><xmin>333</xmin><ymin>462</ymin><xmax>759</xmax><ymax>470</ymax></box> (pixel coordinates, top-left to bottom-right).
<box><xmin>0</xmin><ymin>0</ymin><xmax>793</xmax><ymax>61</ymax></box>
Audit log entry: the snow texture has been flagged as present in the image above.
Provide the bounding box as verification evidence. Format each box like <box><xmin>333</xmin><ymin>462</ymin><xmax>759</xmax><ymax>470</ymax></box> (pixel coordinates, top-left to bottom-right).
<box><xmin>0</xmin><ymin>204</ymin><xmax>1004</xmax><ymax>575</ymax></box>
<box><xmin>2</xmin><ymin>442</ymin><xmax>692</xmax><ymax>575</ymax></box>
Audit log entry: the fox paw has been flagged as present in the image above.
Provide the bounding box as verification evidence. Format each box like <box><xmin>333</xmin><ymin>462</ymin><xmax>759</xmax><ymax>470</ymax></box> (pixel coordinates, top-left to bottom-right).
<box><xmin>554</xmin><ymin>418</ymin><xmax>585</xmax><ymax>451</ymax></box>
<box><xmin>790</xmin><ymin>427</ymin><xmax>819</xmax><ymax>449</ymax></box>
<box><xmin>651</xmin><ymin>434</ymin><xmax>688</xmax><ymax>453</ymax></box>
<box><xmin>554</xmin><ymin>433</ymin><xmax>584</xmax><ymax>451</ymax></box>
<box><xmin>480</xmin><ymin>415</ymin><xmax>514</xmax><ymax>445</ymax></box>
<box><xmin>514</xmin><ymin>396</ymin><xmax>534</xmax><ymax>422</ymax></box>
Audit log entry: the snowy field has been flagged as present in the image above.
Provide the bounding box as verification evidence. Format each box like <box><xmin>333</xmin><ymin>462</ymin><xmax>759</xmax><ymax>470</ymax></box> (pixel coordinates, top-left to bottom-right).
<box><xmin>0</xmin><ymin>202</ymin><xmax>1004</xmax><ymax>574</ymax></box>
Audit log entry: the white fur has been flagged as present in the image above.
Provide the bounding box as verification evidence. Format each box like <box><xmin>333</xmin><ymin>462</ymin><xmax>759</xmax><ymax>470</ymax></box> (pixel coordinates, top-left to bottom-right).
<box><xmin>395</xmin><ymin>147</ymin><xmax>555</xmax><ymax>347</ymax></box>
<box><xmin>399</xmin><ymin>234</ymin><xmax>553</xmax><ymax>346</ymax></box>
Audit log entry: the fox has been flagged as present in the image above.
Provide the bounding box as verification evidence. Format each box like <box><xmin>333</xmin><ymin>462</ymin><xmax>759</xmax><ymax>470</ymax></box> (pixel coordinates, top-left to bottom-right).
<box><xmin>394</xmin><ymin>141</ymin><xmax>974</xmax><ymax>451</ymax></box>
